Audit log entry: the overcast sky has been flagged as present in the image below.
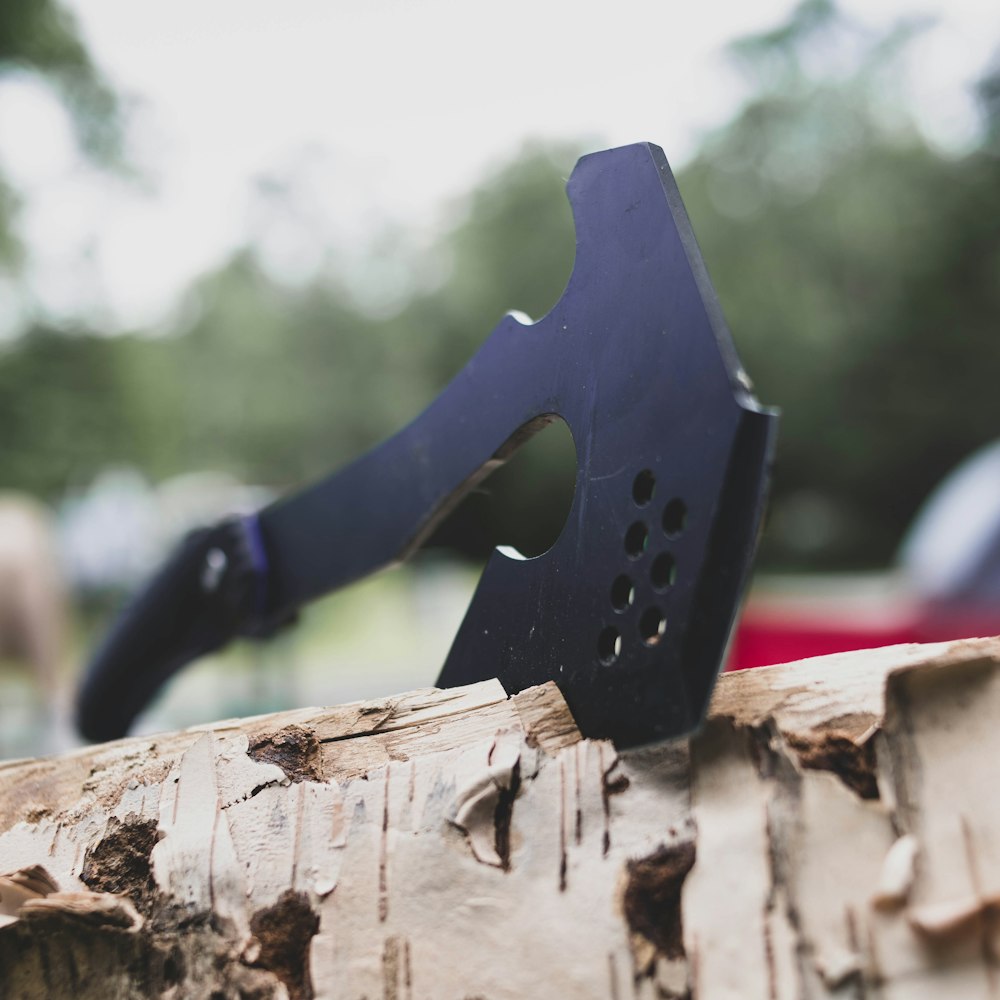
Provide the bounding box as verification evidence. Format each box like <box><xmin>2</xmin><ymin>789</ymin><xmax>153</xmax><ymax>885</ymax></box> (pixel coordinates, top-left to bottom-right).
<box><xmin>0</xmin><ymin>0</ymin><xmax>996</xmax><ymax>333</ymax></box>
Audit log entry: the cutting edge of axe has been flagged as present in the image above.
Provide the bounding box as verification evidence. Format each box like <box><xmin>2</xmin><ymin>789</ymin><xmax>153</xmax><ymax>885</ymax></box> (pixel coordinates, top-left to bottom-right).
<box><xmin>76</xmin><ymin>141</ymin><xmax>777</xmax><ymax>748</ymax></box>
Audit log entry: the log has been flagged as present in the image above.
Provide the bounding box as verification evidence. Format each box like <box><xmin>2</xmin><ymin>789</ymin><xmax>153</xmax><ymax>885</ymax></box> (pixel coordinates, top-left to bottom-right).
<box><xmin>2</xmin><ymin>636</ymin><xmax>1000</xmax><ymax>998</ymax></box>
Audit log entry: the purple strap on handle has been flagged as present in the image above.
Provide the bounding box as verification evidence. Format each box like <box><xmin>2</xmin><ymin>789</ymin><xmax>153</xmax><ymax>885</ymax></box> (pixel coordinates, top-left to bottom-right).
<box><xmin>241</xmin><ymin>512</ymin><xmax>270</xmax><ymax>616</ymax></box>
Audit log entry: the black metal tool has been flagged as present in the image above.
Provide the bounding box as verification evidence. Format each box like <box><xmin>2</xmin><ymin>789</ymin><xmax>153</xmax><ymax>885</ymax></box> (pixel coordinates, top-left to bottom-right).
<box><xmin>77</xmin><ymin>142</ymin><xmax>777</xmax><ymax>748</ymax></box>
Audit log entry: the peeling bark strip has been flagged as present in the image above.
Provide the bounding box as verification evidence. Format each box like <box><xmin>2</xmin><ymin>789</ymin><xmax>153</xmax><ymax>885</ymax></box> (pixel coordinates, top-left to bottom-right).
<box><xmin>3</xmin><ymin>640</ymin><xmax>1000</xmax><ymax>997</ymax></box>
<box><xmin>450</xmin><ymin>731</ymin><xmax>524</xmax><ymax>870</ymax></box>
<box><xmin>493</xmin><ymin>759</ymin><xmax>521</xmax><ymax>871</ymax></box>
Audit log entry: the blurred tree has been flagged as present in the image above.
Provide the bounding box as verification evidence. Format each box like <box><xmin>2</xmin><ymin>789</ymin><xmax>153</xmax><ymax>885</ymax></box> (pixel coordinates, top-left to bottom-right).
<box><xmin>677</xmin><ymin>0</ymin><xmax>1000</xmax><ymax>568</ymax></box>
<box><xmin>0</xmin><ymin>0</ymin><xmax>122</xmax><ymax>268</ymax></box>
<box><xmin>0</xmin><ymin>327</ymin><xmax>174</xmax><ymax>496</ymax></box>
<box><xmin>0</xmin><ymin>0</ymin><xmax>126</xmax><ymax>498</ymax></box>
<box><xmin>169</xmin><ymin>252</ymin><xmax>387</xmax><ymax>488</ymax></box>
<box><xmin>412</xmin><ymin>143</ymin><xmax>578</xmax><ymax>383</ymax></box>
<box><xmin>3</xmin><ymin>0</ymin><xmax>998</xmax><ymax>579</ymax></box>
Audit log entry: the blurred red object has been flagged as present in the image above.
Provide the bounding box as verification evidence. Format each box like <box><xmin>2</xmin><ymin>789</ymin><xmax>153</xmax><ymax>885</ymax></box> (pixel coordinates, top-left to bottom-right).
<box><xmin>728</xmin><ymin>575</ymin><xmax>1000</xmax><ymax>670</ymax></box>
<box><xmin>729</xmin><ymin>438</ymin><xmax>1000</xmax><ymax>671</ymax></box>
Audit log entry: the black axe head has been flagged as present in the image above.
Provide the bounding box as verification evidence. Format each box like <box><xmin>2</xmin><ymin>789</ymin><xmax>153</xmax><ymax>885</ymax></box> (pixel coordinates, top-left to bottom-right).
<box><xmin>75</xmin><ymin>142</ymin><xmax>775</xmax><ymax>750</ymax></box>
<box><xmin>435</xmin><ymin>142</ymin><xmax>777</xmax><ymax>746</ymax></box>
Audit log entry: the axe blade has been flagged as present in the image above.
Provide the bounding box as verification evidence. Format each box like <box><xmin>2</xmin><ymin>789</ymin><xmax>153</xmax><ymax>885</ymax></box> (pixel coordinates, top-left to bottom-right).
<box><xmin>435</xmin><ymin>143</ymin><xmax>777</xmax><ymax>746</ymax></box>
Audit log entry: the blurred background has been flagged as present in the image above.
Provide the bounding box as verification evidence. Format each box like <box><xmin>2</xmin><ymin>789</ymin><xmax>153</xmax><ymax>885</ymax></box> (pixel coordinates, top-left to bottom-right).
<box><xmin>1</xmin><ymin>0</ymin><xmax>998</xmax><ymax>757</ymax></box>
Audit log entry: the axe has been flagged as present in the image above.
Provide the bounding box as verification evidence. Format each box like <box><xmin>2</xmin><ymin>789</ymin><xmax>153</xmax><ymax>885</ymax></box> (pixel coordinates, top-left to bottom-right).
<box><xmin>76</xmin><ymin>142</ymin><xmax>777</xmax><ymax>749</ymax></box>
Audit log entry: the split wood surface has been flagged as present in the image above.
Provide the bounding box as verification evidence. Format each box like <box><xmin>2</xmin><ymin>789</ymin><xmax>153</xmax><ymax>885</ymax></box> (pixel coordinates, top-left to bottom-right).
<box><xmin>2</xmin><ymin>637</ymin><xmax>1000</xmax><ymax>999</ymax></box>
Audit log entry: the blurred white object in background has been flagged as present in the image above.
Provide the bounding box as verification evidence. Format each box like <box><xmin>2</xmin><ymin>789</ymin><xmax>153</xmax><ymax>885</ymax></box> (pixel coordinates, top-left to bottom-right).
<box><xmin>58</xmin><ymin>466</ymin><xmax>273</xmax><ymax>595</ymax></box>
<box><xmin>58</xmin><ymin>468</ymin><xmax>158</xmax><ymax>593</ymax></box>
<box><xmin>899</xmin><ymin>439</ymin><xmax>1000</xmax><ymax>605</ymax></box>
<box><xmin>155</xmin><ymin>470</ymin><xmax>272</xmax><ymax>549</ymax></box>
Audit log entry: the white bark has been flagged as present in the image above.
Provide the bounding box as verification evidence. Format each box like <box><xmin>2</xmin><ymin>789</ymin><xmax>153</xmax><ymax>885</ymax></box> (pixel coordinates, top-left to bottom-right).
<box><xmin>2</xmin><ymin>637</ymin><xmax>1000</xmax><ymax>999</ymax></box>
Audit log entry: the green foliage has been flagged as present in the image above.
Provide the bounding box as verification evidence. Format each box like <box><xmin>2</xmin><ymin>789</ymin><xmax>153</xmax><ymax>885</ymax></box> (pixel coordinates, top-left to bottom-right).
<box><xmin>0</xmin><ymin>328</ymin><xmax>173</xmax><ymax>495</ymax></box>
<box><xmin>171</xmin><ymin>253</ymin><xmax>390</xmax><ymax>486</ymax></box>
<box><xmin>430</xmin><ymin>143</ymin><xmax>578</xmax><ymax>354</ymax></box>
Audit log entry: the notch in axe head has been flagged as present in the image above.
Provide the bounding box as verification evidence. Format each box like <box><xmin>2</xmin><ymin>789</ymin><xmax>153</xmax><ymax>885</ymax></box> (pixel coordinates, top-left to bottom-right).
<box><xmin>76</xmin><ymin>142</ymin><xmax>777</xmax><ymax>749</ymax></box>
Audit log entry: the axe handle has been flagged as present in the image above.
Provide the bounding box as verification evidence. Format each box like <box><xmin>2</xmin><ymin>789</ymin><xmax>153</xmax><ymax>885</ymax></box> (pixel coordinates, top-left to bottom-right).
<box><xmin>76</xmin><ymin>525</ymin><xmax>234</xmax><ymax>742</ymax></box>
<box><xmin>77</xmin><ymin>314</ymin><xmax>550</xmax><ymax>741</ymax></box>
<box><xmin>258</xmin><ymin>313</ymin><xmax>550</xmax><ymax>615</ymax></box>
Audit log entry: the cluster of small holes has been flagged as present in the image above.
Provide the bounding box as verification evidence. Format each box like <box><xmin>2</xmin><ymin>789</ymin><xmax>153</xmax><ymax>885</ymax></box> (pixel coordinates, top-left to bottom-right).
<box><xmin>596</xmin><ymin>470</ymin><xmax>687</xmax><ymax>666</ymax></box>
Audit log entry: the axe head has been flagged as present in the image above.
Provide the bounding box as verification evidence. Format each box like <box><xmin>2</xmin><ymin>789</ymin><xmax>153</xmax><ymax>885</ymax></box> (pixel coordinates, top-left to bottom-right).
<box><xmin>435</xmin><ymin>143</ymin><xmax>777</xmax><ymax>747</ymax></box>
<box><xmin>75</xmin><ymin>142</ymin><xmax>775</xmax><ymax>751</ymax></box>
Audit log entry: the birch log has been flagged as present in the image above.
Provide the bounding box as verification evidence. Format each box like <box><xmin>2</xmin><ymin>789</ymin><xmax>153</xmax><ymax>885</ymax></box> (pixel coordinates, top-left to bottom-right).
<box><xmin>3</xmin><ymin>637</ymin><xmax>1000</xmax><ymax>999</ymax></box>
